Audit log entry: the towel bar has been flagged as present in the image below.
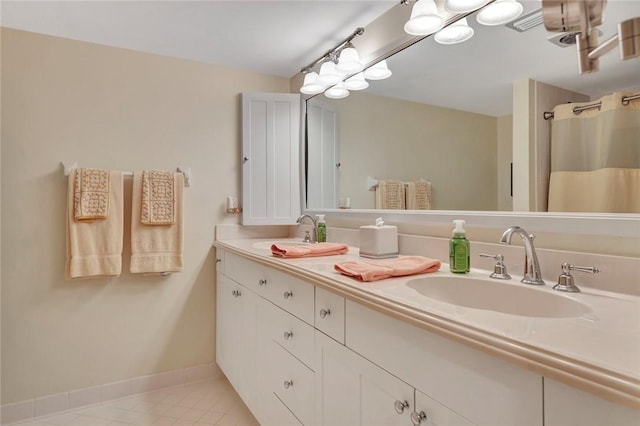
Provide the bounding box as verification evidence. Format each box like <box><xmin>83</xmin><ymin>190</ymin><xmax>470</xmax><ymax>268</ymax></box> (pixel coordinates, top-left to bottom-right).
<box><xmin>61</xmin><ymin>161</ymin><xmax>191</xmax><ymax>187</ymax></box>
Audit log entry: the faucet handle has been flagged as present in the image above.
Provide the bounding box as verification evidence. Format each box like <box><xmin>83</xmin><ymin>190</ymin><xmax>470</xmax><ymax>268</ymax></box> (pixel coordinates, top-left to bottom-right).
<box><xmin>302</xmin><ymin>231</ymin><xmax>312</xmax><ymax>244</ymax></box>
<box><xmin>479</xmin><ymin>253</ymin><xmax>512</xmax><ymax>280</ymax></box>
<box><xmin>553</xmin><ymin>262</ymin><xmax>600</xmax><ymax>293</ymax></box>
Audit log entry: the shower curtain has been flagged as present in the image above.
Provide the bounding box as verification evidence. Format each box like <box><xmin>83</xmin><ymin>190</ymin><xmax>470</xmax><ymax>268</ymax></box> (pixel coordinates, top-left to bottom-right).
<box><xmin>547</xmin><ymin>92</ymin><xmax>640</xmax><ymax>213</ymax></box>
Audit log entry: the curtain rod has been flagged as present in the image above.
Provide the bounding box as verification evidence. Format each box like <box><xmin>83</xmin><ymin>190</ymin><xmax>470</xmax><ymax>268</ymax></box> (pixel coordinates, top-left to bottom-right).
<box><xmin>543</xmin><ymin>93</ymin><xmax>640</xmax><ymax>120</ymax></box>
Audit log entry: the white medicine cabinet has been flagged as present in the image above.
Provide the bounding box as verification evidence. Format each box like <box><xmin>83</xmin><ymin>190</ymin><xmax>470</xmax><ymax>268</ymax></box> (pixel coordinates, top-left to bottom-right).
<box><xmin>241</xmin><ymin>92</ymin><xmax>301</xmax><ymax>225</ymax></box>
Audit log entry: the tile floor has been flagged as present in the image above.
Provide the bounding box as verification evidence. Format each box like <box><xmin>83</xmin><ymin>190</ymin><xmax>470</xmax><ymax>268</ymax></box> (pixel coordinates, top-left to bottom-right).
<box><xmin>9</xmin><ymin>377</ymin><xmax>259</xmax><ymax>426</ymax></box>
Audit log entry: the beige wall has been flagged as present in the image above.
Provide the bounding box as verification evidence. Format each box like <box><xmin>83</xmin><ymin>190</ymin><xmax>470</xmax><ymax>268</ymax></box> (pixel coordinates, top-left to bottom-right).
<box><xmin>329</xmin><ymin>92</ymin><xmax>498</xmax><ymax>210</ymax></box>
<box><xmin>0</xmin><ymin>28</ymin><xmax>289</xmax><ymax>403</ymax></box>
<box><xmin>497</xmin><ymin>115</ymin><xmax>513</xmax><ymax>211</ymax></box>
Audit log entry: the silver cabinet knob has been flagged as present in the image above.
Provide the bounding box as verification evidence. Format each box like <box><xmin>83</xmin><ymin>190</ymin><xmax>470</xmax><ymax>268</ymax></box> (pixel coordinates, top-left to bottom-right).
<box><xmin>411</xmin><ymin>411</ymin><xmax>427</xmax><ymax>425</ymax></box>
<box><xmin>284</xmin><ymin>331</ymin><xmax>294</xmax><ymax>340</ymax></box>
<box><xmin>394</xmin><ymin>400</ymin><xmax>409</xmax><ymax>414</ymax></box>
<box><xmin>259</xmin><ymin>279</ymin><xmax>267</xmax><ymax>286</ymax></box>
<box><xmin>283</xmin><ymin>380</ymin><xmax>293</xmax><ymax>389</ymax></box>
<box><xmin>231</xmin><ymin>290</ymin><xmax>241</xmax><ymax>298</ymax></box>
<box><xmin>319</xmin><ymin>308</ymin><xmax>331</xmax><ymax>318</ymax></box>
<box><xmin>283</xmin><ymin>291</ymin><xmax>293</xmax><ymax>299</ymax></box>
<box><xmin>215</xmin><ymin>258</ymin><xmax>222</xmax><ymax>263</ymax></box>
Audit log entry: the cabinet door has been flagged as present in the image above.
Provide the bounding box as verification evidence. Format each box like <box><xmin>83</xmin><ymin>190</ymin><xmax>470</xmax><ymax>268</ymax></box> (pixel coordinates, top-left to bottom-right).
<box><xmin>544</xmin><ymin>378</ymin><xmax>640</xmax><ymax>426</ymax></box>
<box><xmin>216</xmin><ymin>273</ymin><xmax>241</xmax><ymax>389</ymax></box>
<box><xmin>242</xmin><ymin>92</ymin><xmax>301</xmax><ymax>225</ymax></box>
<box><xmin>315</xmin><ymin>332</ymin><xmax>413</xmax><ymax>426</ymax></box>
<box><xmin>414</xmin><ymin>389</ymin><xmax>475</xmax><ymax>426</ymax></box>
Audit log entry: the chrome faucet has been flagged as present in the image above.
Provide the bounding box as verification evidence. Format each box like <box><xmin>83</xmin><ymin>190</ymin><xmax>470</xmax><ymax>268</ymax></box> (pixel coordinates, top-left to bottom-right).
<box><xmin>499</xmin><ymin>226</ymin><xmax>545</xmax><ymax>286</ymax></box>
<box><xmin>296</xmin><ymin>214</ymin><xmax>318</xmax><ymax>243</ymax></box>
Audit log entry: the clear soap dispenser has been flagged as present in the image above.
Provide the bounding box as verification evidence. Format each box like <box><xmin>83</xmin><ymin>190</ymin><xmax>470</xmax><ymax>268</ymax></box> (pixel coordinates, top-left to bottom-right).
<box><xmin>449</xmin><ymin>220</ymin><xmax>470</xmax><ymax>274</ymax></box>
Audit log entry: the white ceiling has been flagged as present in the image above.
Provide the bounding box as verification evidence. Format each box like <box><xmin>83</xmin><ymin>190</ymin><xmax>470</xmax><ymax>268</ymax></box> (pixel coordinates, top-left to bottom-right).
<box><xmin>2</xmin><ymin>0</ymin><xmax>640</xmax><ymax>116</ymax></box>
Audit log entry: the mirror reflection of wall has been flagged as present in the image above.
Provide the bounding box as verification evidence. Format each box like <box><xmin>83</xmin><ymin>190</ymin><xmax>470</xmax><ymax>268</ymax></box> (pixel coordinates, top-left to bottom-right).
<box><xmin>307</xmin><ymin>93</ymin><xmax>510</xmax><ymax>211</ymax></box>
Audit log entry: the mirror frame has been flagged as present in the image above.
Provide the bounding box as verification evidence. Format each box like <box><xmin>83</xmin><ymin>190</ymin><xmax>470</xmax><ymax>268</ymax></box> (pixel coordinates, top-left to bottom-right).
<box><xmin>298</xmin><ymin>26</ymin><xmax>640</xmax><ymax>240</ymax></box>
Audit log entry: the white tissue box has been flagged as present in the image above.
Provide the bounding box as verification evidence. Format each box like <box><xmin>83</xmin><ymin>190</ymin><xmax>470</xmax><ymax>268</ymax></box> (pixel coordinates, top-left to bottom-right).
<box><xmin>359</xmin><ymin>225</ymin><xmax>399</xmax><ymax>258</ymax></box>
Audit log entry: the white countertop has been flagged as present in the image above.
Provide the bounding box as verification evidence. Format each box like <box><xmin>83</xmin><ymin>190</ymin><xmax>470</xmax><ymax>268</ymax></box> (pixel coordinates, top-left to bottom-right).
<box><xmin>214</xmin><ymin>237</ymin><xmax>640</xmax><ymax>409</ymax></box>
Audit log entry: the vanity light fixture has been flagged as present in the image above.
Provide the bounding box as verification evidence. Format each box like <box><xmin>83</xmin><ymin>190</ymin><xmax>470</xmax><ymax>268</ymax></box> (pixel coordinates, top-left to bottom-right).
<box><xmin>300</xmin><ymin>71</ymin><xmax>325</xmax><ymax>95</ymax></box>
<box><xmin>404</xmin><ymin>0</ymin><xmax>445</xmax><ymax>35</ymax></box>
<box><xmin>444</xmin><ymin>0</ymin><xmax>491</xmax><ymax>14</ymax></box>
<box><xmin>435</xmin><ymin>17</ymin><xmax>475</xmax><ymax>44</ymax></box>
<box><xmin>363</xmin><ymin>60</ymin><xmax>392</xmax><ymax>80</ymax></box>
<box><xmin>324</xmin><ymin>82</ymin><xmax>350</xmax><ymax>99</ymax></box>
<box><xmin>476</xmin><ymin>0</ymin><xmax>524</xmax><ymax>26</ymax></box>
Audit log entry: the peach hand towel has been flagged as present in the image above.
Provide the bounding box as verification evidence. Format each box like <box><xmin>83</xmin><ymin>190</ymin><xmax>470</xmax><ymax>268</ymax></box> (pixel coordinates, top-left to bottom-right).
<box><xmin>335</xmin><ymin>256</ymin><xmax>441</xmax><ymax>282</ymax></box>
<box><xmin>74</xmin><ymin>167</ymin><xmax>110</xmax><ymax>221</ymax></box>
<box><xmin>141</xmin><ymin>170</ymin><xmax>175</xmax><ymax>225</ymax></box>
<box><xmin>66</xmin><ymin>169</ymin><xmax>123</xmax><ymax>279</ymax></box>
<box><xmin>131</xmin><ymin>171</ymin><xmax>184</xmax><ymax>274</ymax></box>
<box><xmin>271</xmin><ymin>242</ymin><xmax>349</xmax><ymax>258</ymax></box>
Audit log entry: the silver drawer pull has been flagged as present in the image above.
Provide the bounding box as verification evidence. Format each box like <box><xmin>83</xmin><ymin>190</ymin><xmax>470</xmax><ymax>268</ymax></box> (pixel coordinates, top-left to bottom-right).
<box><xmin>283</xmin><ymin>291</ymin><xmax>293</xmax><ymax>299</ymax></box>
<box><xmin>284</xmin><ymin>331</ymin><xmax>294</xmax><ymax>340</ymax></box>
<box><xmin>231</xmin><ymin>290</ymin><xmax>241</xmax><ymax>298</ymax></box>
<box><xmin>283</xmin><ymin>380</ymin><xmax>293</xmax><ymax>389</ymax></box>
<box><xmin>411</xmin><ymin>411</ymin><xmax>427</xmax><ymax>425</ymax></box>
<box><xmin>216</xmin><ymin>258</ymin><xmax>222</xmax><ymax>263</ymax></box>
<box><xmin>394</xmin><ymin>400</ymin><xmax>409</xmax><ymax>414</ymax></box>
<box><xmin>319</xmin><ymin>308</ymin><xmax>331</xmax><ymax>318</ymax></box>
<box><xmin>259</xmin><ymin>279</ymin><xmax>267</xmax><ymax>286</ymax></box>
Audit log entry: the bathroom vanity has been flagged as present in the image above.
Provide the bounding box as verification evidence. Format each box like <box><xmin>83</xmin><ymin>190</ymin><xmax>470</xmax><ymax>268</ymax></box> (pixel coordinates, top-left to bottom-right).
<box><xmin>214</xmin><ymin>238</ymin><xmax>640</xmax><ymax>426</ymax></box>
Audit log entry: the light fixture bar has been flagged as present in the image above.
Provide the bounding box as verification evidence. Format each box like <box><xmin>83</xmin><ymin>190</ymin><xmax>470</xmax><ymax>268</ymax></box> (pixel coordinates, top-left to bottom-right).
<box><xmin>301</xmin><ymin>27</ymin><xmax>365</xmax><ymax>73</ymax></box>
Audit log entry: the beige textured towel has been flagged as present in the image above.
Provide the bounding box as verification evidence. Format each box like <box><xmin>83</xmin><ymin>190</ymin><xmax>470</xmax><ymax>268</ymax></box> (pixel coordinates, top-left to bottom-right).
<box><xmin>406</xmin><ymin>181</ymin><xmax>432</xmax><ymax>210</ymax></box>
<box><xmin>131</xmin><ymin>171</ymin><xmax>184</xmax><ymax>274</ymax></box>
<box><xmin>141</xmin><ymin>170</ymin><xmax>175</xmax><ymax>225</ymax></box>
<box><xmin>74</xmin><ymin>168</ymin><xmax>110</xmax><ymax>221</ymax></box>
<box><xmin>375</xmin><ymin>180</ymin><xmax>405</xmax><ymax>209</ymax></box>
<box><xmin>66</xmin><ymin>169</ymin><xmax>123</xmax><ymax>279</ymax></box>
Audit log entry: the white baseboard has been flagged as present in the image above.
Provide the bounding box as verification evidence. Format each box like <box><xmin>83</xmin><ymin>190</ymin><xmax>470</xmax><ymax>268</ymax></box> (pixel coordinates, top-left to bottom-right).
<box><xmin>1</xmin><ymin>363</ymin><xmax>222</xmax><ymax>425</ymax></box>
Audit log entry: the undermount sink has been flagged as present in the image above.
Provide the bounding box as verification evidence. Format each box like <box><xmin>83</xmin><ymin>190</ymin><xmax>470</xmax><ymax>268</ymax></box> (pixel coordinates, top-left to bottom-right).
<box><xmin>252</xmin><ymin>240</ymin><xmax>311</xmax><ymax>250</ymax></box>
<box><xmin>398</xmin><ymin>275</ymin><xmax>592</xmax><ymax>318</ymax></box>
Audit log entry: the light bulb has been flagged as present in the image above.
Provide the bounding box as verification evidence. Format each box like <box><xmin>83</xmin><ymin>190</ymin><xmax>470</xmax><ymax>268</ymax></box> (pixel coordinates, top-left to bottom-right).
<box><xmin>336</xmin><ymin>47</ymin><xmax>363</xmax><ymax>74</ymax></box>
<box><xmin>363</xmin><ymin>60</ymin><xmax>392</xmax><ymax>80</ymax></box>
<box><xmin>324</xmin><ymin>83</ymin><xmax>349</xmax><ymax>99</ymax></box>
<box><xmin>476</xmin><ymin>0</ymin><xmax>523</xmax><ymax>26</ymax></box>
<box><xmin>444</xmin><ymin>0</ymin><xmax>490</xmax><ymax>13</ymax></box>
<box><xmin>300</xmin><ymin>72</ymin><xmax>324</xmax><ymax>95</ymax></box>
<box><xmin>404</xmin><ymin>0</ymin><xmax>444</xmax><ymax>36</ymax></box>
<box><xmin>317</xmin><ymin>61</ymin><xmax>342</xmax><ymax>86</ymax></box>
<box><xmin>344</xmin><ymin>73</ymin><xmax>369</xmax><ymax>91</ymax></box>
<box><xmin>435</xmin><ymin>18</ymin><xmax>475</xmax><ymax>44</ymax></box>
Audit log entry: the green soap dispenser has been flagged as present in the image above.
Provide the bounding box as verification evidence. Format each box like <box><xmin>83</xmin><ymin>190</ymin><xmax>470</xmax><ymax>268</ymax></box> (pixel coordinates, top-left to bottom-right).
<box><xmin>449</xmin><ymin>220</ymin><xmax>470</xmax><ymax>274</ymax></box>
<box><xmin>316</xmin><ymin>214</ymin><xmax>327</xmax><ymax>243</ymax></box>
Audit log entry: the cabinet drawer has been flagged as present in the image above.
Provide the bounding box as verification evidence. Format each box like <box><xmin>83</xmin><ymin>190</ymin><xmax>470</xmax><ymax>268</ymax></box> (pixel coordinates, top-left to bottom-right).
<box><xmin>263</xmin><ymin>268</ymin><xmax>315</xmax><ymax>325</ymax></box>
<box><xmin>267</xmin><ymin>341</ymin><xmax>315</xmax><ymax>426</ymax></box>
<box><xmin>259</xmin><ymin>300</ymin><xmax>315</xmax><ymax>369</ymax></box>
<box><xmin>315</xmin><ymin>287</ymin><xmax>345</xmax><ymax>344</ymax></box>
<box><xmin>225</xmin><ymin>252</ymin><xmax>266</xmax><ymax>292</ymax></box>
<box><xmin>215</xmin><ymin>248</ymin><xmax>225</xmax><ymax>274</ymax></box>
<box><xmin>415</xmin><ymin>389</ymin><xmax>475</xmax><ymax>426</ymax></box>
<box><xmin>266</xmin><ymin>393</ymin><xmax>303</xmax><ymax>426</ymax></box>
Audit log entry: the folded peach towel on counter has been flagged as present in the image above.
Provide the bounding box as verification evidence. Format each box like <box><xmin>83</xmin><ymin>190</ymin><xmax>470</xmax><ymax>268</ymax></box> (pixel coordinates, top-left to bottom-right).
<box><xmin>66</xmin><ymin>169</ymin><xmax>123</xmax><ymax>279</ymax></box>
<box><xmin>74</xmin><ymin>168</ymin><xmax>111</xmax><ymax>221</ymax></box>
<box><xmin>271</xmin><ymin>242</ymin><xmax>349</xmax><ymax>258</ymax></box>
<box><xmin>334</xmin><ymin>256</ymin><xmax>441</xmax><ymax>282</ymax></box>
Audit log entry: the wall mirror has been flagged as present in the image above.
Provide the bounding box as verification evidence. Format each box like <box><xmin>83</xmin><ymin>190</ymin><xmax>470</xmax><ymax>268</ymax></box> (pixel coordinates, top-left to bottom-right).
<box><xmin>303</xmin><ymin>0</ymin><xmax>640</xmax><ymax>227</ymax></box>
